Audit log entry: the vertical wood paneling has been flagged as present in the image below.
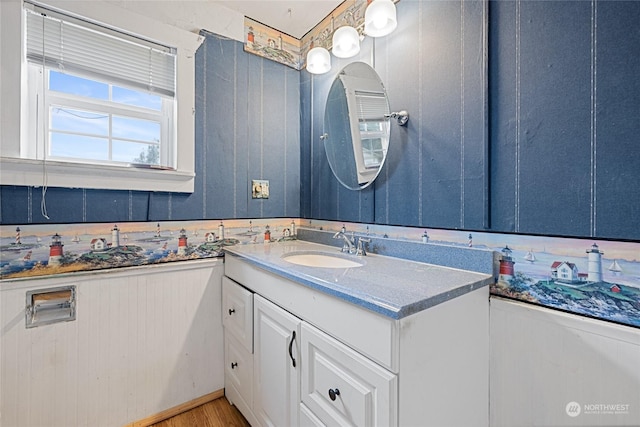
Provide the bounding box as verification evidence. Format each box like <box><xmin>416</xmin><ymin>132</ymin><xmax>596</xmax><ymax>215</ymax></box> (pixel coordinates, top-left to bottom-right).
<box><xmin>285</xmin><ymin>68</ymin><xmax>301</xmax><ymax>218</ymax></box>
<box><xmin>190</xmin><ymin>35</ymin><xmax>301</xmax><ymax>221</ymax></box>
<box><xmin>310</xmin><ymin>70</ymin><xmax>339</xmax><ymax>219</ymax></box>
<box><xmin>517</xmin><ymin>1</ymin><xmax>592</xmax><ymax>236</ymax></box>
<box><xmin>376</xmin><ymin>1</ymin><xmax>422</xmax><ymax>226</ymax></box>
<box><xmin>420</xmin><ymin>1</ymin><xmax>464</xmax><ymax>228</ymax></box>
<box><xmin>0</xmin><ymin>263</ymin><xmax>224</xmax><ymax>426</ymax></box>
<box><xmin>489</xmin><ymin>0</ymin><xmax>517</xmax><ymax>232</ymax></box>
<box><xmin>300</xmin><ymin>0</ymin><xmax>639</xmax><ymax>239</ymax></box>
<box><xmin>594</xmin><ymin>1</ymin><xmax>640</xmax><ymax>239</ymax></box>
<box><xmin>489</xmin><ymin>0</ymin><xmax>640</xmax><ymax>239</ymax></box>
<box><xmin>299</xmin><ymin>72</ymin><xmax>312</xmax><ymax>218</ymax></box>
<box><xmin>304</xmin><ymin>1</ymin><xmax>486</xmax><ymax>229</ymax></box>
<box><xmin>462</xmin><ymin>0</ymin><xmax>487</xmax><ymax>230</ymax></box>
<box><xmin>262</xmin><ymin>59</ymin><xmax>286</xmax><ymax>218</ymax></box>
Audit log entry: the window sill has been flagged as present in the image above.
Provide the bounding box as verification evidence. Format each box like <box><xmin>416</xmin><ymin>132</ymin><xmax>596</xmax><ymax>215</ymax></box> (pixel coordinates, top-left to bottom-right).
<box><xmin>0</xmin><ymin>157</ymin><xmax>194</xmax><ymax>193</ymax></box>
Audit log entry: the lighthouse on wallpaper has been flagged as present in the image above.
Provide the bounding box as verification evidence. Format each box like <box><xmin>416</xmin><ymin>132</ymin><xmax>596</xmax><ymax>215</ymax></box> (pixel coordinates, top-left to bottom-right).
<box><xmin>498</xmin><ymin>246</ymin><xmax>515</xmax><ymax>283</ymax></box>
<box><xmin>586</xmin><ymin>243</ymin><xmax>603</xmax><ymax>282</ymax></box>
<box><xmin>48</xmin><ymin>233</ymin><xmax>64</xmax><ymax>266</ymax></box>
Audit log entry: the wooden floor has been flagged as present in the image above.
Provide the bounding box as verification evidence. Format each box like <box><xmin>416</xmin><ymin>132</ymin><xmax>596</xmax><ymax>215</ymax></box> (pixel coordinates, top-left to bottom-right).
<box><xmin>151</xmin><ymin>397</ymin><xmax>250</xmax><ymax>427</ymax></box>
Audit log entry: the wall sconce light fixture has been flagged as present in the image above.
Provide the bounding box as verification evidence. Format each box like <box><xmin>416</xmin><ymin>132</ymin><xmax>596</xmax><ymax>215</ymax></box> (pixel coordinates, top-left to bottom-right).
<box><xmin>364</xmin><ymin>0</ymin><xmax>398</xmax><ymax>37</ymax></box>
<box><xmin>305</xmin><ymin>0</ymin><xmax>398</xmax><ymax>74</ymax></box>
<box><xmin>306</xmin><ymin>46</ymin><xmax>332</xmax><ymax>74</ymax></box>
<box><xmin>332</xmin><ymin>26</ymin><xmax>360</xmax><ymax>58</ymax></box>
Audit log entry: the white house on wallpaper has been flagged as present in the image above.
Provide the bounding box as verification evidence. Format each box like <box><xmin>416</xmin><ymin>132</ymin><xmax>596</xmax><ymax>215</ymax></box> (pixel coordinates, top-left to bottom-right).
<box><xmin>0</xmin><ymin>1</ymin><xmax>639</xmax><ymax>427</ymax></box>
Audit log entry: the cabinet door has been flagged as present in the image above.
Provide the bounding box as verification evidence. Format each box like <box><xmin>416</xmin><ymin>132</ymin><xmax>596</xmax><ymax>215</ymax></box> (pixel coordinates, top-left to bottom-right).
<box><xmin>301</xmin><ymin>322</ymin><xmax>398</xmax><ymax>427</ymax></box>
<box><xmin>253</xmin><ymin>294</ymin><xmax>301</xmax><ymax>427</ymax></box>
<box><xmin>222</xmin><ymin>276</ymin><xmax>253</xmax><ymax>352</ymax></box>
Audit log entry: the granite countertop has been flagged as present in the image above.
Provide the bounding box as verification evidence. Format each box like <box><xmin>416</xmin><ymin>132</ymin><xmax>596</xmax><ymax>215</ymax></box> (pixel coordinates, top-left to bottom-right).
<box><xmin>225</xmin><ymin>240</ymin><xmax>493</xmax><ymax>319</ymax></box>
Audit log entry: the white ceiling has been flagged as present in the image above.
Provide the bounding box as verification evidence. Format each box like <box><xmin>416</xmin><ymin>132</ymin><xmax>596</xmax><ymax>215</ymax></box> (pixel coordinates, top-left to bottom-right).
<box><xmin>212</xmin><ymin>0</ymin><xmax>344</xmax><ymax>39</ymax></box>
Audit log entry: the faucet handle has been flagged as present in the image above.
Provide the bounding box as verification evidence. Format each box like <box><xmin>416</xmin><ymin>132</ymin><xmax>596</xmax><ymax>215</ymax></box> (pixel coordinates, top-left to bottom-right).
<box><xmin>356</xmin><ymin>237</ymin><xmax>371</xmax><ymax>256</ymax></box>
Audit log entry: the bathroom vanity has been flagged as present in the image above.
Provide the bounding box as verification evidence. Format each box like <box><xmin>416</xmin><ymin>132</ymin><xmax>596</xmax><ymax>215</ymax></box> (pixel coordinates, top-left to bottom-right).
<box><xmin>222</xmin><ymin>240</ymin><xmax>492</xmax><ymax>427</ymax></box>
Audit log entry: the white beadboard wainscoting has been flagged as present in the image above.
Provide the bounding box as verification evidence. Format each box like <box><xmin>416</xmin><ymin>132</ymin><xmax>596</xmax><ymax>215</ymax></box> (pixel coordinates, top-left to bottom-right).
<box><xmin>490</xmin><ymin>297</ymin><xmax>640</xmax><ymax>427</ymax></box>
<box><xmin>0</xmin><ymin>259</ymin><xmax>225</xmax><ymax>427</ymax></box>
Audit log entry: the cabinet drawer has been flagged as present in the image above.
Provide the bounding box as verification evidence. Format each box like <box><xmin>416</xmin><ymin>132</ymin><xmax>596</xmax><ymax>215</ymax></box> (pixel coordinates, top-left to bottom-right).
<box><xmin>301</xmin><ymin>322</ymin><xmax>398</xmax><ymax>427</ymax></box>
<box><xmin>222</xmin><ymin>276</ymin><xmax>253</xmax><ymax>352</ymax></box>
<box><xmin>224</xmin><ymin>333</ymin><xmax>253</xmax><ymax>408</ymax></box>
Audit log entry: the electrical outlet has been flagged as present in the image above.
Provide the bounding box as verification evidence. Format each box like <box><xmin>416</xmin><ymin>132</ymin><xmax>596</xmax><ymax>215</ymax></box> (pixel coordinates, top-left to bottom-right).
<box><xmin>252</xmin><ymin>179</ymin><xmax>269</xmax><ymax>199</ymax></box>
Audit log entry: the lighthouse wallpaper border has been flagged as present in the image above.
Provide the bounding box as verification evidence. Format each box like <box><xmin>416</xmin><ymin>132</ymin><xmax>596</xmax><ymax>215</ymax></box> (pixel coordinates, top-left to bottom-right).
<box><xmin>0</xmin><ymin>219</ymin><xmax>298</xmax><ymax>280</ymax></box>
<box><xmin>1</xmin><ymin>220</ymin><xmax>639</xmax><ymax>329</ymax></box>
<box><xmin>491</xmin><ymin>237</ymin><xmax>640</xmax><ymax>329</ymax></box>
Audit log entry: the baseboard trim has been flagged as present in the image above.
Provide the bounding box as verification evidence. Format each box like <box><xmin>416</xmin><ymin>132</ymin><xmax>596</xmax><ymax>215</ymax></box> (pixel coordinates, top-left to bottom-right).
<box><xmin>125</xmin><ymin>389</ymin><xmax>225</xmax><ymax>427</ymax></box>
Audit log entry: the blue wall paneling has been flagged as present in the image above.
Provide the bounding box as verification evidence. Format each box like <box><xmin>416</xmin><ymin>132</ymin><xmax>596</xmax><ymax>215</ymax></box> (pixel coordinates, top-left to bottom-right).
<box><xmin>489</xmin><ymin>0</ymin><xmax>640</xmax><ymax>240</ymax></box>
<box><xmin>593</xmin><ymin>1</ymin><xmax>640</xmax><ymax>239</ymax></box>
<box><xmin>302</xmin><ymin>0</ymin><xmax>487</xmax><ymax>230</ymax></box>
<box><xmin>0</xmin><ymin>30</ymin><xmax>301</xmax><ymax>225</ymax></box>
<box><xmin>1</xmin><ymin>1</ymin><xmax>639</xmax><ymax>241</ymax></box>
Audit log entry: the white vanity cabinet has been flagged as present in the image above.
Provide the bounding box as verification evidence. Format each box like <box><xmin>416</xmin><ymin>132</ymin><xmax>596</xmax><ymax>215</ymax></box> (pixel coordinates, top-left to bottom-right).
<box><xmin>223</xmin><ymin>275</ymin><xmax>396</xmax><ymax>427</ymax></box>
<box><xmin>224</xmin><ymin>251</ymin><xmax>490</xmax><ymax>427</ymax></box>
<box><xmin>223</xmin><ymin>274</ymin><xmax>398</xmax><ymax>427</ymax></box>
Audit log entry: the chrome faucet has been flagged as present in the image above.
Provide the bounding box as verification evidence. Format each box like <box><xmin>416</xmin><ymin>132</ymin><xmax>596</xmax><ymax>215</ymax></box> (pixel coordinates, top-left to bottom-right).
<box><xmin>333</xmin><ymin>230</ymin><xmax>355</xmax><ymax>254</ymax></box>
<box><xmin>333</xmin><ymin>230</ymin><xmax>371</xmax><ymax>256</ymax></box>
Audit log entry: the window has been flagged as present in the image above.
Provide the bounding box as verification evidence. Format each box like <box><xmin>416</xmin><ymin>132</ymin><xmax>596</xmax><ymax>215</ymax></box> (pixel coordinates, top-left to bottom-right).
<box><xmin>355</xmin><ymin>92</ymin><xmax>389</xmax><ymax>169</ymax></box>
<box><xmin>25</xmin><ymin>3</ymin><xmax>176</xmax><ymax>169</ymax></box>
<box><xmin>1</xmin><ymin>1</ymin><xmax>200</xmax><ymax>192</ymax></box>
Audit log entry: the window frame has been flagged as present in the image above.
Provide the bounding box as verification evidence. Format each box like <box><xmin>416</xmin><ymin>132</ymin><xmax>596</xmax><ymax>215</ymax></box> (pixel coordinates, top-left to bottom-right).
<box><xmin>0</xmin><ymin>0</ymin><xmax>202</xmax><ymax>193</ymax></box>
<box><xmin>27</xmin><ymin>66</ymin><xmax>175</xmax><ymax>168</ymax></box>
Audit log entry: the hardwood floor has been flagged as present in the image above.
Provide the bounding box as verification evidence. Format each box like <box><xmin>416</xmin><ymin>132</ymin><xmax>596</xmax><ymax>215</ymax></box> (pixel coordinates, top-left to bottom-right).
<box><xmin>151</xmin><ymin>397</ymin><xmax>250</xmax><ymax>427</ymax></box>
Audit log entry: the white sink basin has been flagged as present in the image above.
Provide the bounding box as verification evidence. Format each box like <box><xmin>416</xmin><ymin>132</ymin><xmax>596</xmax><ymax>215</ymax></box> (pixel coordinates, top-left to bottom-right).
<box><xmin>281</xmin><ymin>251</ymin><xmax>363</xmax><ymax>269</ymax></box>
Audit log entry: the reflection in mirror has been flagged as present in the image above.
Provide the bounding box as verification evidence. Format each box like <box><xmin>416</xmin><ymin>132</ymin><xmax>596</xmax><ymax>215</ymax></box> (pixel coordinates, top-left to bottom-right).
<box><xmin>323</xmin><ymin>62</ymin><xmax>390</xmax><ymax>190</ymax></box>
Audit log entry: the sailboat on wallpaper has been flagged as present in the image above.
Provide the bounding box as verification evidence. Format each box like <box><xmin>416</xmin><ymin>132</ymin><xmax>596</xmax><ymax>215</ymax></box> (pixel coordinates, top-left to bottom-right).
<box><xmin>523</xmin><ymin>250</ymin><xmax>536</xmax><ymax>263</ymax></box>
<box><xmin>609</xmin><ymin>259</ymin><xmax>623</xmax><ymax>274</ymax></box>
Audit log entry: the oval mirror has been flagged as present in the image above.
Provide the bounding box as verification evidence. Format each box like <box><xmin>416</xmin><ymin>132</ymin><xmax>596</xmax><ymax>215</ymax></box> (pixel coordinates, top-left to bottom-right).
<box><xmin>323</xmin><ymin>62</ymin><xmax>390</xmax><ymax>190</ymax></box>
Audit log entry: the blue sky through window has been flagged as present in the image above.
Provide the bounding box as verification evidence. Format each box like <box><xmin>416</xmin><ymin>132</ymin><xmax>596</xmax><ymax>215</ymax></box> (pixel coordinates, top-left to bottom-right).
<box><xmin>112</xmin><ymin>116</ymin><xmax>160</xmax><ymax>142</ymax></box>
<box><xmin>113</xmin><ymin>86</ymin><xmax>162</xmax><ymax>110</ymax></box>
<box><xmin>50</xmin><ymin>133</ymin><xmax>109</xmax><ymax>160</ymax></box>
<box><xmin>50</xmin><ymin>72</ymin><xmax>109</xmax><ymax>100</ymax></box>
<box><xmin>51</xmin><ymin>107</ymin><xmax>109</xmax><ymax>136</ymax></box>
<box><xmin>47</xmin><ymin>70</ymin><xmax>164</xmax><ymax>164</ymax></box>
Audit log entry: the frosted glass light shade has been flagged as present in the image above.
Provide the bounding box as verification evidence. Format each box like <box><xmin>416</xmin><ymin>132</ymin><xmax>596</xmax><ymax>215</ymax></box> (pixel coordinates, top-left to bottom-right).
<box><xmin>332</xmin><ymin>26</ymin><xmax>360</xmax><ymax>58</ymax></box>
<box><xmin>364</xmin><ymin>0</ymin><xmax>398</xmax><ymax>37</ymax></box>
<box><xmin>306</xmin><ymin>47</ymin><xmax>331</xmax><ymax>74</ymax></box>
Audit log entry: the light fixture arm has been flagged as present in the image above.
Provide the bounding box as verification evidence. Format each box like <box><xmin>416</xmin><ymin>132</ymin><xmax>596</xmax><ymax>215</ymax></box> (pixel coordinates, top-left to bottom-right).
<box><xmin>385</xmin><ymin>110</ymin><xmax>409</xmax><ymax>126</ymax></box>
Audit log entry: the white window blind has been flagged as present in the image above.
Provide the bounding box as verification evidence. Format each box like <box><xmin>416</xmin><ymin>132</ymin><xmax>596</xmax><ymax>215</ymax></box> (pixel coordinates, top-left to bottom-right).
<box><xmin>25</xmin><ymin>3</ymin><xmax>176</xmax><ymax>97</ymax></box>
<box><xmin>354</xmin><ymin>91</ymin><xmax>388</xmax><ymax>121</ymax></box>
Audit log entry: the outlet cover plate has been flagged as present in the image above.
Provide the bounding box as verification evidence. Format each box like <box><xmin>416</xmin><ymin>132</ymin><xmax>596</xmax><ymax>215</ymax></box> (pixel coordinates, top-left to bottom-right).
<box><xmin>252</xmin><ymin>180</ymin><xmax>269</xmax><ymax>199</ymax></box>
